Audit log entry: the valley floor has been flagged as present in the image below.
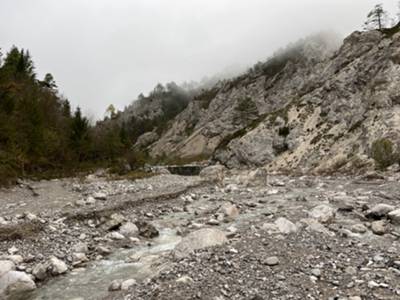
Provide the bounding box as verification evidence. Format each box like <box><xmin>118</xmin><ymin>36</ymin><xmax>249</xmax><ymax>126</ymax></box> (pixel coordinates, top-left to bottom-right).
<box><xmin>1</xmin><ymin>170</ymin><xmax>400</xmax><ymax>300</ymax></box>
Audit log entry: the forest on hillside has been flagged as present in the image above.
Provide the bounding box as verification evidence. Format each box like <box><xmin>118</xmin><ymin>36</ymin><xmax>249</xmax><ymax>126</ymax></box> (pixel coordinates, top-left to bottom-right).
<box><xmin>0</xmin><ymin>46</ymin><xmax>198</xmax><ymax>184</ymax></box>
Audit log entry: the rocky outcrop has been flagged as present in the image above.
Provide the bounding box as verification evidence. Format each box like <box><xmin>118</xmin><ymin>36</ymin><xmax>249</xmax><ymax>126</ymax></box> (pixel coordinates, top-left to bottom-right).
<box><xmin>130</xmin><ymin>29</ymin><xmax>400</xmax><ymax>173</ymax></box>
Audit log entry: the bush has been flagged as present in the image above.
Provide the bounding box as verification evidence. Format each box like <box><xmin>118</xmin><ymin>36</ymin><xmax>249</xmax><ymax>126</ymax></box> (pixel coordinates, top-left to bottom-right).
<box><xmin>278</xmin><ymin>126</ymin><xmax>290</xmax><ymax>137</ymax></box>
<box><xmin>125</xmin><ymin>150</ymin><xmax>148</xmax><ymax>170</ymax></box>
<box><xmin>371</xmin><ymin>138</ymin><xmax>398</xmax><ymax>169</ymax></box>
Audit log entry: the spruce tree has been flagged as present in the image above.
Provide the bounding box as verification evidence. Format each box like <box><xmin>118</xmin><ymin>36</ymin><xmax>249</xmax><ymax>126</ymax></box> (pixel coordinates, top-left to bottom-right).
<box><xmin>364</xmin><ymin>4</ymin><xmax>388</xmax><ymax>30</ymax></box>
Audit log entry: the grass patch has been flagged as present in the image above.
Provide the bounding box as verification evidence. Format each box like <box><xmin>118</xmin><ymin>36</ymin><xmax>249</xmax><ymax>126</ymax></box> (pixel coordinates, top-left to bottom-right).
<box><xmin>371</xmin><ymin>138</ymin><xmax>399</xmax><ymax>170</ymax></box>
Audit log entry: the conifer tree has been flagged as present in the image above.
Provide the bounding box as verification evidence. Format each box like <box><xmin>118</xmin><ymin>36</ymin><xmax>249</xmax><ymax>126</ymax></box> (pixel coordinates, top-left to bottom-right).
<box><xmin>364</xmin><ymin>4</ymin><xmax>388</xmax><ymax>30</ymax></box>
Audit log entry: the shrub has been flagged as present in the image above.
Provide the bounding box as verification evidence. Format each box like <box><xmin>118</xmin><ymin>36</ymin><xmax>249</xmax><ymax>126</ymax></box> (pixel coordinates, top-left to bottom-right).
<box><xmin>371</xmin><ymin>138</ymin><xmax>398</xmax><ymax>169</ymax></box>
<box><xmin>125</xmin><ymin>150</ymin><xmax>149</xmax><ymax>170</ymax></box>
<box><xmin>278</xmin><ymin>126</ymin><xmax>290</xmax><ymax>137</ymax></box>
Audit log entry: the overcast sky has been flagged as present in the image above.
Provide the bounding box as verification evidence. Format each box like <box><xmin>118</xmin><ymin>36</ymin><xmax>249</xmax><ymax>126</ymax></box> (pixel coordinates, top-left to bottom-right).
<box><xmin>0</xmin><ymin>0</ymin><xmax>398</xmax><ymax>119</ymax></box>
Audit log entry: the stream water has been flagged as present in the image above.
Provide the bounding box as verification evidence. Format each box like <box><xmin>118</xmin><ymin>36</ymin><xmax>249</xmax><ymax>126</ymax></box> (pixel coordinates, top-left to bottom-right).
<box><xmin>27</xmin><ymin>190</ymin><xmax>291</xmax><ymax>300</ymax></box>
<box><xmin>29</xmin><ymin>228</ymin><xmax>181</xmax><ymax>300</ymax></box>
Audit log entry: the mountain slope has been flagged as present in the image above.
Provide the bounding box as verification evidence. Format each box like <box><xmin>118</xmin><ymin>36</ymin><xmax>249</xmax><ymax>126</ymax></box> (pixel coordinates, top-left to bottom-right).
<box><xmin>135</xmin><ymin>29</ymin><xmax>400</xmax><ymax>173</ymax></box>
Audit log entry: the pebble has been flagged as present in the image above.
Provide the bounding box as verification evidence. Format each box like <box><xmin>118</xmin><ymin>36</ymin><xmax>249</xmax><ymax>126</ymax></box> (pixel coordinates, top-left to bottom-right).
<box><xmin>263</xmin><ymin>256</ymin><xmax>280</xmax><ymax>266</ymax></box>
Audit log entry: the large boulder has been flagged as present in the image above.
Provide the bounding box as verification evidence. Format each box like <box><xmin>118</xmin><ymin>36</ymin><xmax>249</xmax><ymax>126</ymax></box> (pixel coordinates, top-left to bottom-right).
<box><xmin>48</xmin><ymin>257</ymin><xmax>68</xmax><ymax>276</ymax></box>
<box><xmin>309</xmin><ymin>204</ymin><xmax>336</xmax><ymax>223</ymax></box>
<box><xmin>0</xmin><ymin>271</ymin><xmax>36</xmax><ymax>299</ymax></box>
<box><xmin>135</xmin><ymin>221</ymin><xmax>159</xmax><ymax>238</ymax></box>
<box><xmin>365</xmin><ymin>204</ymin><xmax>396</xmax><ymax>220</ymax></box>
<box><xmin>388</xmin><ymin>208</ymin><xmax>400</xmax><ymax>225</ymax></box>
<box><xmin>274</xmin><ymin>217</ymin><xmax>298</xmax><ymax>234</ymax></box>
<box><xmin>174</xmin><ymin>228</ymin><xmax>228</xmax><ymax>258</ymax></box>
<box><xmin>119</xmin><ymin>222</ymin><xmax>139</xmax><ymax>238</ymax></box>
<box><xmin>32</xmin><ymin>263</ymin><xmax>47</xmax><ymax>281</ymax></box>
<box><xmin>0</xmin><ymin>261</ymin><xmax>15</xmax><ymax>278</ymax></box>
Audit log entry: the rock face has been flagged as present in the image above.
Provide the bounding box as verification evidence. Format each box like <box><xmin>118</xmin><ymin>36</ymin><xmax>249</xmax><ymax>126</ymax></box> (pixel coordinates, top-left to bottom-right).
<box><xmin>174</xmin><ymin>228</ymin><xmax>228</xmax><ymax>258</ymax></box>
<box><xmin>120</xmin><ymin>29</ymin><xmax>400</xmax><ymax>173</ymax></box>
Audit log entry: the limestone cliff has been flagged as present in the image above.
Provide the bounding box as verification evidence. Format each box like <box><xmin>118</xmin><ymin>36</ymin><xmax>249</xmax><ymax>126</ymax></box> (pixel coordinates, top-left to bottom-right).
<box><xmin>138</xmin><ymin>29</ymin><xmax>400</xmax><ymax>173</ymax></box>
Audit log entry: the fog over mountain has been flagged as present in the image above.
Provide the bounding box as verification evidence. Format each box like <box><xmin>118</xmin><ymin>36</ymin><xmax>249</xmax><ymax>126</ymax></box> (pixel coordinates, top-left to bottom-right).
<box><xmin>0</xmin><ymin>0</ymin><xmax>398</xmax><ymax>118</ymax></box>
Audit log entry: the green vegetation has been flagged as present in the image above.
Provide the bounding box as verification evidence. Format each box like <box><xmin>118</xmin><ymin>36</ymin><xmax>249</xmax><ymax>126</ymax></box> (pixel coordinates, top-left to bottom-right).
<box><xmin>234</xmin><ymin>96</ymin><xmax>258</xmax><ymax>124</ymax></box>
<box><xmin>0</xmin><ymin>46</ymin><xmax>145</xmax><ymax>185</ymax></box>
<box><xmin>381</xmin><ymin>22</ymin><xmax>400</xmax><ymax>37</ymax></box>
<box><xmin>249</xmin><ymin>44</ymin><xmax>305</xmax><ymax>79</ymax></box>
<box><xmin>363</xmin><ymin>3</ymin><xmax>400</xmax><ymax>36</ymax></box>
<box><xmin>364</xmin><ymin>4</ymin><xmax>388</xmax><ymax>31</ymax></box>
<box><xmin>120</xmin><ymin>82</ymin><xmax>192</xmax><ymax>145</ymax></box>
<box><xmin>278</xmin><ymin>126</ymin><xmax>290</xmax><ymax>137</ymax></box>
<box><xmin>195</xmin><ymin>87</ymin><xmax>219</xmax><ymax>110</ymax></box>
<box><xmin>371</xmin><ymin>138</ymin><xmax>399</xmax><ymax>170</ymax></box>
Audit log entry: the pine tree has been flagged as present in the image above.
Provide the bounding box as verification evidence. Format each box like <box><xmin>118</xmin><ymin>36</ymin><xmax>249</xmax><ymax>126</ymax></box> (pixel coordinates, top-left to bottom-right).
<box><xmin>364</xmin><ymin>4</ymin><xmax>388</xmax><ymax>30</ymax></box>
<box><xmin>235</xmin><ymin>97</ymin><xmax>259</xmax><ymax>124</ymax></box>
<box><xmin>70</xmin><ymin>107</ymin><xmax>90</xmax><ymax>161</ymax></box>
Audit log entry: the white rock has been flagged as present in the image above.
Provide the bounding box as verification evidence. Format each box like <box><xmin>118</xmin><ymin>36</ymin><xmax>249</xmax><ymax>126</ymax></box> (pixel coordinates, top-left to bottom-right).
<box><xmin>93</xmin><ymin>192</ymin><xmax>107</xmax><ymax>200</ymax></box>
<box><xmin>8</xmin><ymin>246</ymin><xmax>18</xmax><ymax>255</ymax></box>
<box><xmin>309</xmin><ymin>205</ymin><xmax>336</xmax><ymax>223</ymax></box>
<box><xmin>48</xmin><ymin>257</ymin><xmax>68</xmax><ymax>275</ymax></box>
<box><xmin>24</xmin><ymin>212</ymin><xmax>37</xmax><ymax>221</ymax></box>
<box><xmin>174</xmin><ymin>228</ymin><xmax>228</xmax><ymax>258</ymax></box>
<box><xmin>4</xmin><ymin>255</ymin><xmax>23</xmax><ymax>265</ymax></box>
<box><xmin>0</xmin><ymin>271</ymin><xmax>36</xmax><ymax>297</ymax></box>
<box><xmin>0</xmin><ymin>260</ymin><xmax>15</xmax><ymax>277</ymax></box>
<box><xmin>119</xmin><ymin>222</ymin><xmax>139</xmax><ymax>237</ymax></box>
<box><xmin>262</xmin><ymin>222</ymin><xmax>279</xmax><ymax>233</ymax></box>
<box><xmin>388</xmin><ymin>208</ymin><xmax>400</xmax><ymax>225</ymax></box>
<box><xmin>121</xmin><ymin>279</ymin><xmax>136</xmax><ymax>290</ymax></box>
<box><xmin>107</xmin><ymin>232</ymin><xmax>125</xmax><ymax>240</ymax></box>
<box><xmin>263</xmin><ymin>256</ymin><xmax>280</xmax><ymax>266</ymax></box>
<box><xmin>96</xmin><ymin>246</ymin><xmax>112</xmax><ymax>255</ymax></box>
<box><xmin>219</xmin><ymin>203</ymin><xmax>239</xmax><ymax>222</ymax></box>
<box><xmin>176</xmin><ymin>276</ymin><xmax>194</xmax><ymax>284</ymax></box>
<box><xmin>72</xmin><ymin>242</ymin><xmax>89</xmax><ymax>254</ymax></box>
<box><xmin>72</xmin><ymin>253</ymin><xmax>88</xmax><ymax>265</ymax></box>
<box><xmin>300</xmin><ymin>218</ymin><xmax>335</xmax><ymax>236</ymax></box>
<box><xmin>274</xmin><ymin>217</ymin><xmax>297</xmax><ymax>234</ymax></box>
<box><xmin>350</xmin><ymin>224</ymin><xmax>367</xmax><ymax>234</ymax></box>
<box><xmin>365</xmin><ymin>204</ymin><xmax>395</xmax><ymax>219</ymax></box>
<box><xmin>108</xmin><ymin>279</ymin><xmax>122</xmax><ymax>291</ymax></box>
<box><xmin>86</xmin><ymin>196</ymin><xmax>96</xmax><ymax>205</ymax></box>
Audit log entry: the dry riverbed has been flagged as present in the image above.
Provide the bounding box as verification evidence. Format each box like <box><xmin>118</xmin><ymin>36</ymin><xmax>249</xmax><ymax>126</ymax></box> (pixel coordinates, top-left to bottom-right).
<box><xmin>1</xmin><ymin>168</ymin><xmax>400</xmax><ymax>300</ymax></box>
